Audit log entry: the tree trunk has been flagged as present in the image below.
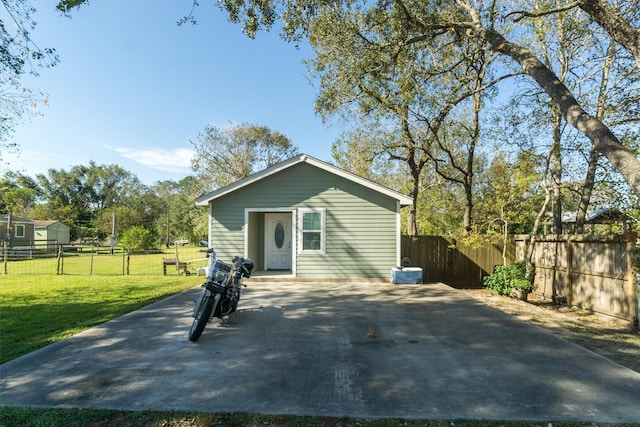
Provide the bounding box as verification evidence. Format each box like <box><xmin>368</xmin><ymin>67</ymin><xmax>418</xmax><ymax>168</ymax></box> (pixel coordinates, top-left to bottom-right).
<box><xmin>575</xmin><ymin>148</ymin><xmax>598</xmax><ymax>234</ymax></box>
<box><xmin>576</xmin><ymin>0</ymin><xmax>640</xmax><ymax>68</ymax></box>
<box><xmin>576</xmin><ymin>40</ymin><xmax>615</xmax><ymax>234</ymax></box>
<box><xmin>499</xmin><ymin>206</ymin><xmax>508</xmax><ymax>266</ymax></box>
<box><xmin>463</xmin><ymin>86</ymin><xmax>482</xmax><ymax>235</ymax></box>
<box><xmin>407</xmin><ymin>168</ymin><xmax>419</xmax><ymax>237</ymax></box>
<box><xmin>550</xmin><ymin>108</ymin><xmax>563</xmax><ymax>234</ymax></box>
<box><xmin>526</xmin><ymin>186</ymin><xmax>551</xmax><ymax>283</ymax></box>
<box><xmin>463</xmin><ymin>194</ymin><xmax>472</xmax><ymax>235</ymax></box>
<box><xmin>476</xmin><ymin>25</ymin><xmax>640</xmax><ymax>197</ymax></box>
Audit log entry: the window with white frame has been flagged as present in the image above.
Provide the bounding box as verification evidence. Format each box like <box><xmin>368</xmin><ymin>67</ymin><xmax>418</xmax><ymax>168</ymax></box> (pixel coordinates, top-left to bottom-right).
<box><xmin>15</xmin><ymin>224</ymin><xmax>25</xmax><ymax>238</ymax></box>
<box><xmin>299</xmin><ymin>208</ymin><xmax>325</xmax><ymax>254</ymax></box>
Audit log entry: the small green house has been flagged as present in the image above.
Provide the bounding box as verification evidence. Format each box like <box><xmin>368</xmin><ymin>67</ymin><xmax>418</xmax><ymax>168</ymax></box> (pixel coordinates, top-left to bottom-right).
<box><xmin>195</xmin><ymin>154</ymin><xmax>413</xmax><ymax>280</ymax></box>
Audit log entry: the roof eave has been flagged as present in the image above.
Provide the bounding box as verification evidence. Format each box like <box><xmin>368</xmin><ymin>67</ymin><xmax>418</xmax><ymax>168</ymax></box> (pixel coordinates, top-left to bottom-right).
<box><xmin>194</xmin><ymin>153</ymin><xmax>414</xmax><ymax>206</ymax></box>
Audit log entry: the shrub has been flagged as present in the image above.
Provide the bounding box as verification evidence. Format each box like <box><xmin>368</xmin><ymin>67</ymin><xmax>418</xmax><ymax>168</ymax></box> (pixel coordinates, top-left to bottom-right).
<box><xmin>119</xmin><ymin>226</ymin><xmax>158</xmax><ymax>252</ymax></box>
<box><xmin>483</xmin><ymin>260</ymin><xmax>535</xmax><ymax>297</ymax></box>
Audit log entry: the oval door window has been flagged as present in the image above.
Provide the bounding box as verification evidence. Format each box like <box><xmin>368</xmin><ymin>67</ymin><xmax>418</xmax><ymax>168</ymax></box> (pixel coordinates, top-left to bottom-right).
<box><xmin>274</xmin><ymin>222</ymin><xmax>285</xmax><ymax>249</ymax></box>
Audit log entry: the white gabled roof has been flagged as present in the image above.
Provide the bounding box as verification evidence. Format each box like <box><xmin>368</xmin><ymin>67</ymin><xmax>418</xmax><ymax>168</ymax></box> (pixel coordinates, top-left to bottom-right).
<box><xmin>195</xmin><ymin>153</ymin><xmax>413</xmax><ymax>206</ymax></box>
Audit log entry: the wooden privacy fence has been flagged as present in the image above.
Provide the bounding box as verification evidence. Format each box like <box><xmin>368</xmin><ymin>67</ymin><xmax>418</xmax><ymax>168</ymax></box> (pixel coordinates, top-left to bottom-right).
<box><xmin>402</xmin><ymin>234</ymin><xmax>639</xmax><ymax>323</ymax></box>
<box><xmin>515</xmin><ymin>234</ymin><xmax>638</xmax><ymax>322</ymax></box>
<box><xmin>401</xmin><ymin>235</ymin><xmax>514</xmax><ymax>288</ymax></box>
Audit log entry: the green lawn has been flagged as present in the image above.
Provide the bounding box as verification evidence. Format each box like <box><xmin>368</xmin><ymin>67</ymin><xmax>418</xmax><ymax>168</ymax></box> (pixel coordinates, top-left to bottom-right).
<box><xmin>0</xmin><ymin>407</ymin><xmax>612</xmax><ymax>427</ymax></box>
<box><xmin>2</xmin><ymin>246</ymin><xmax>210</xmax><ymax>276</ymax></box>
<box><xmin>0</xmin><ymin>273</ymin><xmax>201</xmax><ymax>364</ymax></box>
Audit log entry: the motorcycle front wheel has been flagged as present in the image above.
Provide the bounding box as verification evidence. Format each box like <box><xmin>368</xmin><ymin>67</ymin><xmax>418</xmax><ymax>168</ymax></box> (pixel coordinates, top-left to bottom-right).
<box><xmin>192</xmin><ymin>287</ymin><xmax>208</xmax><ymax>317</ymax></box>
<box><xmin>188</xmin><ymin>293</ymin><xmax>216</xmax><ymax>342</ymax></box>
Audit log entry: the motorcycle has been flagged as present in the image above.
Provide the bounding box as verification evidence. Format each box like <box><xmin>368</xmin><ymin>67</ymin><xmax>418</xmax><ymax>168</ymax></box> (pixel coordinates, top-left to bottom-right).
<box><xmin>188</xmin><ymin>248</ymin><xmax>254</xmax><ymax>342</ymax></box>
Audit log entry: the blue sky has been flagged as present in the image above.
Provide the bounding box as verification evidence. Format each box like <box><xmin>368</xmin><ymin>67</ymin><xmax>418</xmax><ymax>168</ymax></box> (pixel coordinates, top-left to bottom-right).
<box><xmin>5</xmin><ymin>1</ymin><xmax>341</xmax><ymax>185</ymax></box>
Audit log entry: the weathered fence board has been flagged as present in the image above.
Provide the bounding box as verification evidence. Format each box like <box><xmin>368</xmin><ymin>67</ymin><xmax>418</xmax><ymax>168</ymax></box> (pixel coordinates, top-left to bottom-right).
<box><xmin>401</xmin><ymin>235</ymin><xmax>513</xmax><ymax>288</ymax></box>
<box><xmin>515</xmin><ymin>235</ymin><xmax>637</xmax><ymax>321</ymax></box>
<box><xmin>402</xmin><ymin>234</ymin><xmax>638</xmax><ymax>322</ymax></box>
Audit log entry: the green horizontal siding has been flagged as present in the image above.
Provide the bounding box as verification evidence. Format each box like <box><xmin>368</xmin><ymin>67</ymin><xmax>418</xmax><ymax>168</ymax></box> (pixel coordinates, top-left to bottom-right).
<box><xmin>209</xmin><ymin>197</ymin><xmax>246</xmax><ymax>262</ymax></box>
<box><xmin>208</xmin><ymin>163</ymin><xmax>400</xmax><ymax>279</ymax></box>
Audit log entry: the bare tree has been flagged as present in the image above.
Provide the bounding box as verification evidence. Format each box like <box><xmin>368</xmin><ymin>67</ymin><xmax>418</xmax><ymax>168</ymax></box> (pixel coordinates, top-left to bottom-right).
<box><xmin>190</xmin><ymin>123</ymin><xmax>298</xmax><ymax>192</ymax></box>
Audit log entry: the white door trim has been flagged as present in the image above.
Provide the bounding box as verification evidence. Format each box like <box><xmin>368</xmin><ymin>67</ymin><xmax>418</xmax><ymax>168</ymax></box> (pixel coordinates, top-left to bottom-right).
<box><xmin>245</xmin><ymin>208</ymin><xmax>296</xmax><ymax>277</ymax></box>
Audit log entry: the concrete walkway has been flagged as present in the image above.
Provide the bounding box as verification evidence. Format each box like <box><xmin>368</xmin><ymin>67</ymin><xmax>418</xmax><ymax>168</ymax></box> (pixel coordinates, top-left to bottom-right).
<box><xmin>1</xmin><ymin>282</ymin><xmax>640</xmax><ymax>423</ymax></box>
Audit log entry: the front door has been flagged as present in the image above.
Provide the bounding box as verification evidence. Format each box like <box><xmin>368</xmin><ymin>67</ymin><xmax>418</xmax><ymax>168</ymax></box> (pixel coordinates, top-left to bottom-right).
<box><xmin>265</xmin><ymin>213</ymin><xmax>292</xmax><ymax>270</ymax></box>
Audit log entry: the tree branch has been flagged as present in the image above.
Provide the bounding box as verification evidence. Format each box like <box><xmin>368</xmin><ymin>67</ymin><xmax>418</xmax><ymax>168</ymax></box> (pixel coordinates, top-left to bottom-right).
<box><xmin>575</xmin><ymin>0</ymin><xmax>640</xmax><ymax>68</ymax></box>
<box><xmin>506</xmin><ymin>2</ymin><xmax>579</xmax><ymax>23</ymax></box>
<box><xmin>455</xmin><ymin>0</ymin><xmax>640</xmax><ymax>197</ymax></box>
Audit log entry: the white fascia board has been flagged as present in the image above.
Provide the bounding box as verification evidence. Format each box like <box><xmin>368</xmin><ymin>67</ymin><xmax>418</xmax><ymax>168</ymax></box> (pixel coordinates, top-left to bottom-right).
<box><xmin>195</xmin><ymin>153</ymin><xmax>413</xmax><ymax>207</ymax></box>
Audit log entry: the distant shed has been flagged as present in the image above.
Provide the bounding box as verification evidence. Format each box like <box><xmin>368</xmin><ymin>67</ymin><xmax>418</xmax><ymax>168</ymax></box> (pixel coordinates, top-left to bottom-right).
<box><xmin>34</xmin><ymin>220</ymin><xmax>71</xmax><ymax>246</ymax></box>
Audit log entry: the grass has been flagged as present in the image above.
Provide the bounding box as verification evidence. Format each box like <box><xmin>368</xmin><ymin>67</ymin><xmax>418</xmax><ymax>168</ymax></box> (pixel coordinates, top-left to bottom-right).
<box><xmin>1</xmin><ymin>246</ymin><xmax>211</xmax><ymax>363</ymax></box>
<box><xmin>0</xmin><ymin>273</ymin><xmax>202</xmax><ymax>364</ymax></box>
<box><xmin>0</xmin><ymin>407</ymin><xmax>626</xmax><ymax>427</ymax></box>
<box><xmin>2</xmin><ymin>245</ymin><xmax>210</xmax><ymax>276</ymax></box>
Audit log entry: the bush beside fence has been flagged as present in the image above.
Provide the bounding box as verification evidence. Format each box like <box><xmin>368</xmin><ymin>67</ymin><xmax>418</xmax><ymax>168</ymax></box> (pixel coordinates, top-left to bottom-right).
<box><xmin>401</xmin><ymin>234</ymin><xmax>638</xmax><ymax>323</ymax></box>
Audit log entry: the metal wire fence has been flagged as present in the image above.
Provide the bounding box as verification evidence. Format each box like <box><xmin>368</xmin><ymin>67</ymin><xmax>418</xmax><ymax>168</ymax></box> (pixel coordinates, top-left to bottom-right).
<box><xmin>1</xmin><ymin>241</ymin><xmax>210</xmax><ymax>276</ymax></box>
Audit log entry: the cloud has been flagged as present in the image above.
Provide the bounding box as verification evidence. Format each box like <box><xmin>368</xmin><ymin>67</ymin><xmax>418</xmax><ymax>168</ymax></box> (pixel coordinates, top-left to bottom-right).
<box><xmin>110</xmin><ymin>147</ymin><xmax>194</xmax><ymax>172</ymax></box>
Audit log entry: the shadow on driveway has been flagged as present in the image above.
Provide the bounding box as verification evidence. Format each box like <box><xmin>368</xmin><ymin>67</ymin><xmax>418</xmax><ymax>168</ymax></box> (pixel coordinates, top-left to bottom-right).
<box><xmin>1</xmin><ymin>282</ymin><xmax>640</xmax><ymax>423</ymax></box>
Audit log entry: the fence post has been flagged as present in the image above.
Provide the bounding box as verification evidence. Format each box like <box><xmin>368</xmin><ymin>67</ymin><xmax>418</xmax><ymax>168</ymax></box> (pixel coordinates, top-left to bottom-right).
<box><xmin>57</xmin><ymin>245</ymin><xmax>61</xmax><ymax>275</ymax></box>
<box><xmin>566</xmin><ymin>236</ymin><xmax>573</xmax><ymax>307</ymax></box>
<box><xmin>88</xmin><ymin>246</ymin><xmax>92</xmax><ymax>275</ymax></box>
<box><xmin>2</xmin><ymin>240</ymin><xmax>6</xmax><ymax>274</ymax></box>
<box><xmin>626</xmin><ymin>231</ymin><xmax>638</xmax><ymax>327</ymax></box>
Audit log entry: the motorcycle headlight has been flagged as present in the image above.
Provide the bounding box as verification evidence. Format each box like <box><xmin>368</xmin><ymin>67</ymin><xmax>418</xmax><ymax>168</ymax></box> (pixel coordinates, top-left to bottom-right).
<box><xmin>214</xmin><ymin>271</ymin><xmax>227</xmax><ymax>282</ymax></box>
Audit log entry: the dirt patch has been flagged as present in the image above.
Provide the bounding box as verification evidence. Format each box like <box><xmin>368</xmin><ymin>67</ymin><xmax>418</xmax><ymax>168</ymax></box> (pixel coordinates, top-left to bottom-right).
<box><xmin>462</xmin><ymin>289</ymin><xmax>640</xmax><ymax>373</ymax></box>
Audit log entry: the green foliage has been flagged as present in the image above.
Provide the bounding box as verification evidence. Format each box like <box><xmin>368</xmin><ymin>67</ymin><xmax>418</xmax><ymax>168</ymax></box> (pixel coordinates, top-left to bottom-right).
<box><xmin>0</xmin><ymin>171</ymin><xmax>39</xmax><ymax>215</ymax></box>
<box><xmin>457</xmin><ymin>233</ymin><xmax>489</xmax><ymax>250</ymax></box>
<box><xmin>56</xmin><ymin>0</ymin><xmax>86</xmax><ymax>13</ymax></box>
<box><xmin>483</xmin><ymin>260</ymin><xmax>535</xmax><ymax>296</ymax></box>
<box><xmin>119</xmin><ymin>226</ymin><xmax>157</xmax><ymax>251</ymax></box>
<box><xmin>475</xmin><ymin>150</ymin><xmax>544</xmax><ymax>235</ymax></box>
<box><xmin>7</xmin><ymin>0</ymin><xmax>640</xmax><ymax>247</ymax></box>
<box><xmin>152</xmin><ymin>177</ymin><xmax>206</xmax><ymax>246</ymax></box>
<box><xmin>3</xmin><ymin>160</ymin><xmax>209</xmax><ymax>250</ymax></box>
<box><xmin>34</xmin><ymin>162</ymin><xmax>152</xmax><ymax>240</ymax></box>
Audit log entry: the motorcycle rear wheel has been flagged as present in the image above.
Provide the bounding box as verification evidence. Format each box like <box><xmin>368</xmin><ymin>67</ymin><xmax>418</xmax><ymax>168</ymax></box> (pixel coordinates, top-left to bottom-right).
<box><xmin>189</xmin><ymin>294</ymin><xmax>215</xmax><ymax>342</ymax></box>
<box><xmin>230</xmin><ymin>288</ymin><xmax>241</xmax><ymax>313</ymax></box>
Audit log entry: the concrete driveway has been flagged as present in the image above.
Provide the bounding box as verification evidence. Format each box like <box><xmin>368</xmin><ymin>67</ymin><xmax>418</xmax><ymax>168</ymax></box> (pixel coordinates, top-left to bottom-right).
<box><xmin>1</xmin><ymin>281</ymin><xmax>640</xmax><ymax>423</ymax></box>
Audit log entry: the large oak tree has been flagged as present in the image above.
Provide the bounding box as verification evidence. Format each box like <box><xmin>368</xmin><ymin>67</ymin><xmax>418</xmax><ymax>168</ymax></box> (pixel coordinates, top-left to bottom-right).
<box><xmin>58</xmin><ymin>0</ymin><xmax>640</xmax><ymax>198</ymax></box>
